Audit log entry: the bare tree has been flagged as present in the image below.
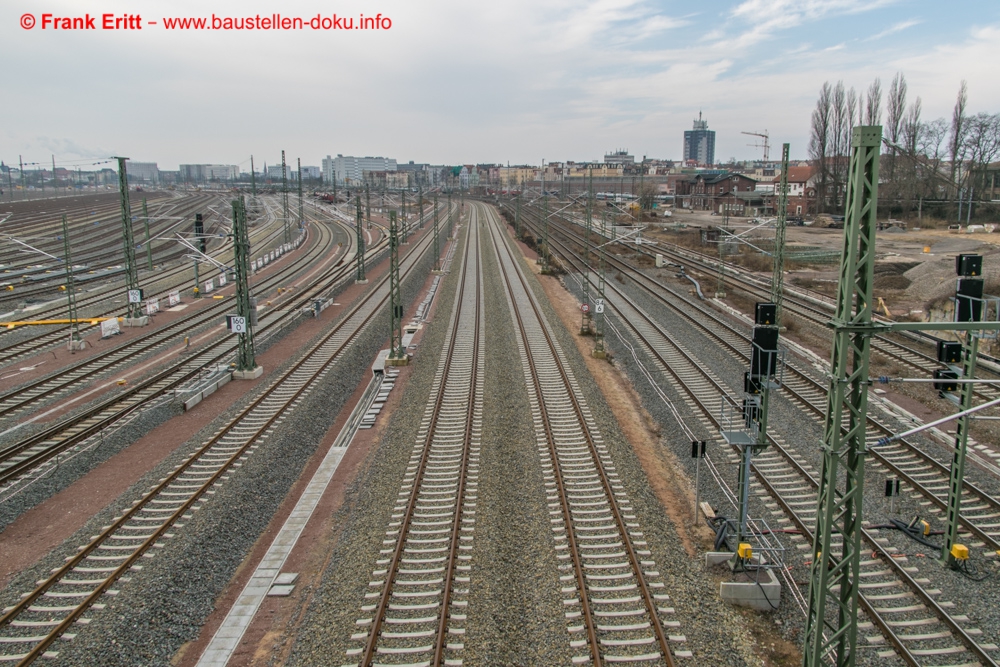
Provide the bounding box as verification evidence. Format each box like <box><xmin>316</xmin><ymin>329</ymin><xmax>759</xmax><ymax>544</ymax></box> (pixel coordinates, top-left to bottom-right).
<box><xmin>964</xmin><ymin>112</ymin><xmax>1000</xmax><ymax>197</ymax></box>
<box><xmin>886</xmin><ymin>72</ymin><xmax>907</xmax><ymax>144</ymax></box>
<box><xmin>865</xmin><ymin>78</ymin><xmax>882</xmax><ymax>125</ymax></box>
<box><xmin>903</xmin><ymin>97</ymin><xmax>922</xmax><ymax>154</ymax></box>
<box><xmin>809</xmin><ymin>82</ymin><xmax>833</xmax><ymax>212</ymax></box>
<box><xmin>949</xmin><ymin>80</ymin><xmax>968</xmax><ymax>197</ymax></box>
<box><xmin>830</xmin><ymin>81</ymin><xmax>849</xmax><ymax>204</ymax></box>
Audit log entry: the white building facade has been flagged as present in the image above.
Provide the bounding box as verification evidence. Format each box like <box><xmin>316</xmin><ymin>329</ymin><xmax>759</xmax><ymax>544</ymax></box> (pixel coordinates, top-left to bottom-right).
<box><xmin>322</xmin><ymin>155</ymin><xmax>397</xmax><ymax>184</ymax></box>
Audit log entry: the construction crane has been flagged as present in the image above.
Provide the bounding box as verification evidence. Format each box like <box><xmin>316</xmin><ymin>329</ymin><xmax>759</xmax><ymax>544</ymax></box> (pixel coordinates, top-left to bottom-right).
<box><xmin>742</xmin><ymin>130</ymin><xmax>770</xmax><ymax>162</ymax></box>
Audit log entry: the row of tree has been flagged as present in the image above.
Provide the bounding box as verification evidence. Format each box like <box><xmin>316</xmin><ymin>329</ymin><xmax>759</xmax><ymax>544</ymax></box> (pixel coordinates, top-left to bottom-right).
<box><xmin>809</xmin><ymin>73</ymin><xmax>1000</xmax><ymax>220</ymax></box>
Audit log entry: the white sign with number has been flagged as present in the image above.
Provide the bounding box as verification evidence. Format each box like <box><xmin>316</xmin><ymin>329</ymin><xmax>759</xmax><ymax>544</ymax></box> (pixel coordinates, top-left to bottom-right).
<box><xmin>168</xmin><ymin>291</ymin><xmax>180</xmax><ymax>306</ymax></box>
<box><xmin>595</xmin><ymin>298</ymin><xmax>605</xmax><ymax>314</ymax></box>
<box><xmin>204</xmin><ymin>280</ymin><xmax>214</xmax><ymax>293</ymax></box>
<box><xmin>218</xmin><ymin>273</ymin><xmax>227</xmax><ymax>286</ymax></box>
<box><xmin>145</xmin><ymin>298</ymin><xmax>159</xmax><ymax>315</ymax></box>
<box><xmin>227</xmin><ymin>316</ymin><xmax>247</xmax><ymax>333</ymax></box>
<box><xmin>127</xmin><ymin>289</ymin><xmax>143</xmax><ymax>303</ymax></box>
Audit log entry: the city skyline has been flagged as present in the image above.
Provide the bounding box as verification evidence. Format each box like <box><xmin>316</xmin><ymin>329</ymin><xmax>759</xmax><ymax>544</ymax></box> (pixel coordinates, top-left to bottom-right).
<box><xmin>5</xmin><ymin>0</ymin><xmax>998</xmax><ymax>170</ymax></box>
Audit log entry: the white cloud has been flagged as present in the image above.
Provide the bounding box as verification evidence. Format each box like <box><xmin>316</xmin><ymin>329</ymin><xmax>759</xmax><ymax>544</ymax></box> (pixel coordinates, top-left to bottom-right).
<box><xmin>866</xmin><ymin>18</ymin><xmax>922</xmax><ymax>41</ymax></box>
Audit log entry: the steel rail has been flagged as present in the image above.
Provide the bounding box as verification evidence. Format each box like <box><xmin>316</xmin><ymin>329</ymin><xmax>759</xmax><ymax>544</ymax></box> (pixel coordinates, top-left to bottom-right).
<box><xmin>532</xmin><ymin>216</ymin><xmax>997</xmax><ymax>667</ymax></box>
<box><xmin>486</xmin><ymin>204</ymin><xmax>676</xmax><ymax>667</ymax></box>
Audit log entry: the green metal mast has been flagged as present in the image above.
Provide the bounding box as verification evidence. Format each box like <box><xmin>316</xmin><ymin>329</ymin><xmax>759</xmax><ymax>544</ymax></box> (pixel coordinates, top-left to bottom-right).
<box><xmin>401</xmin><ymin>190</ymin><xmax>408</xmax><ymax>243</ymax></box>
<box><xmin>581</xmin><ymin>168</ymin><xmax>593</xmax><ymax>334</ymax></box>
<box><xmin>593</xmin><ymin>212</ymin><xmax>607</xmax><ymax>358</ymax></box>
<box><xmin>418</xmin><ymin>188</ymin><xmax>424</xmax><ymax>228</ymax></box>
<box><xmin>231</xmin><ymin>196</ymin><xmax>256</xmax><ymax>372</ymax></box>
<box><xmin>355</xmin><ymin>194</ymin><xmax>367</xmax><ymax>283</ymax></box>
<box><xmin>433</xmin><ymin>194</ymin><xmax>441</xmax><ymax>272</ymax></box>
<box><xmin>942</xmin><ymin>323</ymin><xmax>980</xmax><ymax>565</ymax></box>
<box><xmin>297</xmin><ymin>157</ymin><xmax>304</xmax><ymax>231</ymax></box>
<box><xmin>281</xmin><ymin>150</ymin><xmax>290</xmax><ymax>244</ymax></box>
<box><xmin>540</xmin><ymin>164</ymin><xmax>551</xmax><ymax>273</ymax></box>
<box><xmin>515</xmin><ymin>181</ymin><xmax>522</xmax><ymax>238</ymax></box>
<box><xmin>802</xmin><ymin>126</ymin><xmax>882</xmax><ymax>667</ymax></box>
<box><xmin>142</xmin><ymin>198</ymin><xmax>153</xmax><ymax>270</ymax></box>
<box><xmin>448</xmin><ymin>192</ymin><xmax>454</xmax><ymax>239</ymax></box>
<box><xmin>365</xmin><ymin>183</ymin><xmax>371</xmax><ymax>230</ymax></box>
<box><xmin>61</xmin><ymin>214</ymin><xmax>81</xmax><ymax>350</ymax></box>
<box><xmin>250</xmin><ymin>155</ymin><xmax>257</xmax><ymax>198</ymax></box>
<box><xmin>115</xmin><ymin>157</ymin><xmax>142</xmax><ymax>319</ymax></box>
<box><xmin>387</xmin><ymin>211</ymin><xmax>405</xmax><ymax>363</ymax></box>
<box><xmin>772</xmin><ymin>144</ymin><xmax>791</xmax><ymax>325</ymax></box>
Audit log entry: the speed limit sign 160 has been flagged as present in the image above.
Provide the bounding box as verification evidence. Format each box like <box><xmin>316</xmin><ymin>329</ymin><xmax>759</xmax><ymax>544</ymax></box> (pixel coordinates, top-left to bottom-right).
<box><xmin>226</xmin><ymin>315</ymin><xmax>247</xmax><ymax>333</ymax></box>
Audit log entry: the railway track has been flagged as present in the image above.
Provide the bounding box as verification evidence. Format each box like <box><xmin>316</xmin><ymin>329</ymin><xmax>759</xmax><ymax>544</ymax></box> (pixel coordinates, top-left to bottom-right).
<box><xmin>486</xmin><ymin>204</ymin><xmax>686</xmax><ymax>665</ymax></box>
<box><xmin>0</xmin><ymin>212</ymin><xmax>337</xmax><ymax>428</ymax></box>
<box><xmin>523</xmin><ymin>207</ymin><xmax>1000</xmax><ymax>549</ymax></box>
<box><xmin>520</xmin><ymin>210</ymin><xmax>1000</xmax><ymax>666</ymax></box>
<box><xmin>0</xmin><ymin>196</ymin><xmax>443</xmax><ymax>665</ymax></box>
<box><xmin>0</xmin><ymin>223</ymin><xmax>350</xmax><ymax>492</ymax></box>
<box><xmin>0</xmin><ymin>194</ymin><xmax>295</xmax><ymax>369</ymax></box>
<box><xmin>346</xmin><ymin>202</ymin><xmax>482</xmax><ymax>667</ymax></box>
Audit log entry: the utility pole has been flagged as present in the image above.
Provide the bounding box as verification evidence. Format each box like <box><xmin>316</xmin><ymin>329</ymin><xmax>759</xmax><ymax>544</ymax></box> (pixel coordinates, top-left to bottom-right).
<box><xmin>401</xmin><ymin>190</ymin><xmax>408</xmax><ymax>244</ymax></box>
<box><xmin>250</xmin><ymin>155</ymin><xmax>257</xmax><ymax>198</ymax></box>
<box><xmin>52</xmin><ymin>155</ymin><xmax>57</xmax><ymax>197</ymax></box>
<box><xmin>515</xmin><ymin>182</ymin><xmax>522</xmax><ymax>238</ymax></box>
<box><xmin>540</xmin><ymin>160</ymin><xmax>550</xmax><ymax>274</ymax></box>
<box><xmin>19</xmin><ymin>156</ymin><xmax>26</xmax><ymax>200</ymax></box>
<box><xmin>771</xmin><ymin>143</ymin><xmax>790</xmax><ymax>325</ymax></box>
<box><xmin>365</xmin><ymin>183</ymin><xmax>371</xmax><ymax>230</ymax></box>
<box><xmin>593</xmin><ymin>212</ymin><xmax>607</xmax><ymax>359</ymax></box>
<box><xmin>417</xmin><ymin>188</ymin><xmax>423</xmax><ymax>228</ymax></box>
<box><xmin>433</xmin><ymin>194</ymin><xmax>441</xmax><ymax>273</ymax></box>
<box><xmin>387</xmin><ymin>211</ymin><xmax>407</xmax><ymax>365</ymax></box>
<box><xmin>193</xmin><ymin>259</ymin><xmax>200</xmax><ymax>298</ymax></box>
<box><xmin>61</xmin><ymin>215</ymin><xmax>82</xmax><ymax>351</ymax></box>
<box><xmin>281</xmin><ymin>150</ymin><xmax>290</xmax><ymax>244</ymax></box>
<box><xmin>942</xmin><ymin>331</ymin><xmax>978</xmax><ymax>566</ymax></box>
<box><xmin>448</xmin><ymin>192</ymin><xmax>454</xmax><ymax>240</ymax></box>
<box><xmin>297</xmin><ymin>158</ymin><xmax>304</xmax><ymax>231</ymax></box>
<box><xmin>802</xmin><ymin>126</ymin><xmax>882</xmax><ymax>667</ymax></box>
<box><xmin>355</xmin><ymin>194</ymin><xmax>367</xmax><ymax>284</ymax></box>
<box><xmin>115</xmin><ymin>157</ymin><xmax>145</xmax><ymax>323</ymax></box>
<box><xmin>581</xmin><ymin>168</ymin><xmax>593</xmax><ymax>335</ymax></box>
<box><xmin>5</xmin><ymin>167</ymin><xmax>12</xmax><ymax>202</ymax></box>
<box><xmin>143</xmin><ymin>198</ymin><xmax>153</xmax><ymax>270</ymax></box>
<box><xmin>230</xmin><ymin>196</ymin><xmax>260</xmax><ymax>378</ymax></box>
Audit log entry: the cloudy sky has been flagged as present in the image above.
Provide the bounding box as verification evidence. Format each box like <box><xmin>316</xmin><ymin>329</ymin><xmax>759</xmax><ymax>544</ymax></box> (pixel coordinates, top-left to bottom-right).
<box><xmin>5</xmin><ymin>0</ymin><xmax>999</xmax><ymax>171</ymax></box>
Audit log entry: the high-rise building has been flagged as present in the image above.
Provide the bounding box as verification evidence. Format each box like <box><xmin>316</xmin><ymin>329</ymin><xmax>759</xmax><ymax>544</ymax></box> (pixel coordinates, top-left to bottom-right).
<box><xmin>683</xmin><ymin>112</ymin><xmax>716</xmax><ymax>167</ymax></box>
<box><xmin>322</xmin><ymin>155</ymin><xmax>397</xmax><ymax>184</ymax></box>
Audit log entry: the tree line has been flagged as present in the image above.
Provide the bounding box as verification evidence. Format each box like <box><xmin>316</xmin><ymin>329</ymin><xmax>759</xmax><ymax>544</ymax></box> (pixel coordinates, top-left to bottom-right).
<box><xmin>809</xmin><ymin>73</ymin><xmax>1000</xmax><ymax>222</ymax></box>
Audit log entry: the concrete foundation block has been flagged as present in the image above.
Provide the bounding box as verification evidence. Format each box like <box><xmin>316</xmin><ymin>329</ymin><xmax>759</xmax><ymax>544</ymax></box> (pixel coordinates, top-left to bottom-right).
<box><xmin>123</xmin><ymin>316</ymin><xmax>149</xmax><ymax>327</ymax></box>
<box><xmin>385</xmin><ymin>355</ymin><xmax>409</xmax><ymax>367</ymax></box>
<box><xmin>706</xmin><ymin>552</ymin><xmax>781</xmax><ymax>611</ymax></box>
<box><xmin>233</xmin><ymin>366</ymin><xmax>264</xmax><ymax>380</ymax></box>
<box><xmin>67</xmin><ymin>339</ymin><xmax>86</xmax><ymax>351</ymax></box>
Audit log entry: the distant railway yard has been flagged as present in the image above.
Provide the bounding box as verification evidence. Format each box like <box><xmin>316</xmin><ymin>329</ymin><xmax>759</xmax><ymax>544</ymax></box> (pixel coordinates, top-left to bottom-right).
<box><xmin>0</xmin><ymin>178</ymin><xmax>999</xmax><ymax>667</ymax></box>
